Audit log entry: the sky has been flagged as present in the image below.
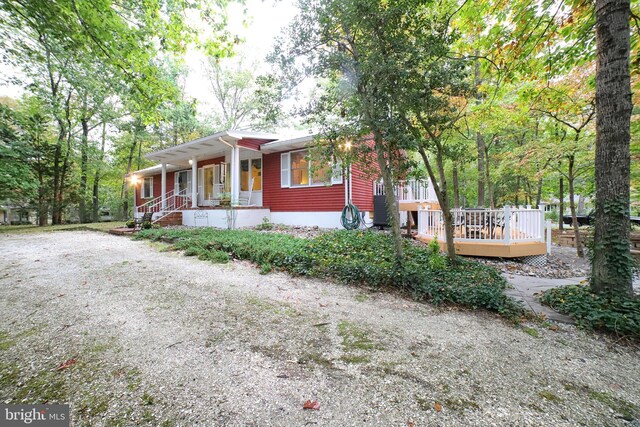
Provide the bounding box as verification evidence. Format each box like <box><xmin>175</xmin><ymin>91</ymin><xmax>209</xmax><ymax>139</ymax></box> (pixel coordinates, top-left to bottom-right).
<box><xmin>0</xmin><ymin>0</ymin><xmax>300</xmax><ymax>117</ymax></box>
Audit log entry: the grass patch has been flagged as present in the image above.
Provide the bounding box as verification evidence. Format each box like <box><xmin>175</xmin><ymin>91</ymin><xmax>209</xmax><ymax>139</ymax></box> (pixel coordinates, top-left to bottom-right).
<box><xmin>337</xmin><ymin>320</ymin><xmax>381</xmax><ymax>351</ymax></box>
<box><xmin>338</xmin><ymin>354</ymin><xmax>370</xmax><ymax>364</ymax></box>
<box><xmin>354</xmin><ymin>293</ymin><xmax>369</xmax><ymax>302</ymax></box>
<box><xmin>538</xmin><ymin>391</ymin><xmax>562</xmax><ymax>402</ymax></box>
<box><xmin>0</xmin><ymin>222</ymin><xmax>125</xmax><ymax>234</ymax></box>
<box><xmin>136</xmin><ymin>228</ymin><xmax>523</xmax><ymax>319</ymax></box>
<box><xmin>589</xmin><ymin>391</ymin><xmax>640</xmax><ymax>420</ymax></box>
<box><xmin>444</xmin><ymin>397</ymin><xmax>480</xmax><ymax>411</ymax></box>
<box><xmin>541</xmin><ymin>285</ymin><xmax>640</xmax><ymax>338</ymax></box>
<box><xmin>522</xmin><ymin>326</ymin><xmax>540</xmax><ymax>338</ymax></box>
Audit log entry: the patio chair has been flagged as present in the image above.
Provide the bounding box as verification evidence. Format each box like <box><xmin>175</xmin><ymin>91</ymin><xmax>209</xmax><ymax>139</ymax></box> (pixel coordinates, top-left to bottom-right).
<box><xmin>464</xmin><ymin>209</ymin><xmax>486</xmax><ymax>239</ymax></box>
<box><xmin>135</xmin><ymin>212</ymin><xmax>153</xmax><ymax>229</ymax></box>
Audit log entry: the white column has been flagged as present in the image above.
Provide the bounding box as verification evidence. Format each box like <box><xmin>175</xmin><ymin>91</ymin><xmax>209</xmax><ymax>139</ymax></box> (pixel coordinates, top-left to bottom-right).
<box><xmin>161</xmin><ymin>163</ymin><xmax>167</xmax><ymax>210</ymax></box>
<box><xmin>133</xmin><ymin>180</ymin><xmax>137</xmax><ymax>218</ymax></box>
<box><xmin>191</xmin><ymin>156</ymin><xmax>197</xmax><ymax>208</ymax></box>
<box><xmin>232</xmin><ymin>145</ymin><xmax>240</xmax><ymax>205</ymax></box>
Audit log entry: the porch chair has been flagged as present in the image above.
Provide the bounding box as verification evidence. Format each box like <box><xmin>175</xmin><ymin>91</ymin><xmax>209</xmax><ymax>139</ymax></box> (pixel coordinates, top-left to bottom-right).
<box><xmin>464</xmin><ymin>209</ymin><xmax>486</xmax><ymax>239</ymax></box>
<box><xmin>135</xmin><ymin>212</ymin><xmax>153</xmax><ymax>229</ymax></box>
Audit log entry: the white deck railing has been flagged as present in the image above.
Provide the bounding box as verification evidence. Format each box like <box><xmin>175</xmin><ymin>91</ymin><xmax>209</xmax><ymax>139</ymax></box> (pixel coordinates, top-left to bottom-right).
<box><xmin>418</xmin><ymin>206</ymin><xmax>547</xmax><ymax>244</ymax></box>
<box><xmin>373</xmin><ymin>179</ymin><xmax>431</xmax><ymax>202</ymax></box>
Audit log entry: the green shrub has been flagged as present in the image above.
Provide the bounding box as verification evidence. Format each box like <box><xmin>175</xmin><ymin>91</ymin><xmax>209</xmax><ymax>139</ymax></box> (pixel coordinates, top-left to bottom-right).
<box><xmin>136</xmin><ymin>228</ymin><xmax>523</xmax><ymax>319</ymax></box>
<box><xmin>541</xmin><ymin>285</ymin><xmax>640</xmax><ymax>338</ymax></box>
<box><xmin>126</xmin><ymin>220</ymin><xmax>135</xmax><ymax>229</ymax></box>
<box><xmin>255</xmin><ymin>217</ymin><xmax>274</xmax><ymax>231</ymax></box>
<box><xmin>141</xmin><ymin>220</ymin><xmax>152</xmax><ymax>230</ymax></box>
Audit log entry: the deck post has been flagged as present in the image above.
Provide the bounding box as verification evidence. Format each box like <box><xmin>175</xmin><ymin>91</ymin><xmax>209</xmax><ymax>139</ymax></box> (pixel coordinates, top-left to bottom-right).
<box><xmin>539</xmin><ymin>203</ymin><xmax>546</xmax><ymax>242</ymax></box>
<box><xmin>546</xmin><ymin>220</ymin><xmax>552</xmax><ymax>254</ymax></box>
<box><xmin>161</xmin><ymin>163</ymin><xmax>167</xmax><ymax>210</ymax></box>
<box><xmin>191</xmin><ymin>156</ymin><xmax>197</xmax><ymax>208</ymax></box>
<box><xmin>504</xmin><ymin>205</ymin><xmax>511</xmax><ymax>244</ymax></box>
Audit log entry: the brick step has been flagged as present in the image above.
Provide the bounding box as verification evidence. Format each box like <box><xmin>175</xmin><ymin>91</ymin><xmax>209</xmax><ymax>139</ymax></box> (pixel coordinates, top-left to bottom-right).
<box><xmin>154</xmin><ymin>212</ymin><xmax>182</xmax><ymax>227</ymax></box>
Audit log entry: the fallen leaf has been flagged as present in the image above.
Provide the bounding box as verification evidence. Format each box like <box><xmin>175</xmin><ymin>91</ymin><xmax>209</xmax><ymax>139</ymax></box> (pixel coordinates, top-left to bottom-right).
<box><xmin>434</xmin><ymin>402</ymin><xmax>442</xmax><ymax>412</ymax></box>
<box><xmin>56</xmin><ymin>358</ymin><xmax>76</xmax><ymax>371</ymax></box>
<box><xmin>303</xmin><ymin>400</ymin><xmax>320</xmax><ymax>410</ymax></box>
<box><xmin>407</xmin><ymin>420</ymin><xmax>415</xmax><ymax>427</ymax></box>
<box><xmin>319</xmin><ymin>303</ymin><xmax>328</xmax><ymax>308</ymax></box>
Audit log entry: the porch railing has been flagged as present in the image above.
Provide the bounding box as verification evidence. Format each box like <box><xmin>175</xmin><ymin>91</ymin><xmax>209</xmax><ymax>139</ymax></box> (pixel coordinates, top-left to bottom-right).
<box><xmin>137</xmin><ymin>189</ymin><xmax>190</xmax><ymax>215</ymax></box>
<box><xmin>373</xmin><ymin>179</ymin><xmax>431</xmax><ymax>202</ymax></box>
<box><xmin>418</xmin><ymin>205</ymin><xmax>548</xmax><ymax>244</ymax></box>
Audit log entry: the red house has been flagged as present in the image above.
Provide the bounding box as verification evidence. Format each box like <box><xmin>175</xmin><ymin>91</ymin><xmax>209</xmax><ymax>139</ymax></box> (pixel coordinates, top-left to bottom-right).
<box><xmin>131</xmin><ymin>130</ymin><xmax>377</xmax><ymax>228</ymax></box>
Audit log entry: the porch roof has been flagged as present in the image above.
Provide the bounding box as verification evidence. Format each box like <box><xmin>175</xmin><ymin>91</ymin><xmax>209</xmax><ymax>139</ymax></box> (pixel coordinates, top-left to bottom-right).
<box><xmin>144</xmin><ymin>130</ymin><xmax>280</xmax><ymax>167</ymax></box>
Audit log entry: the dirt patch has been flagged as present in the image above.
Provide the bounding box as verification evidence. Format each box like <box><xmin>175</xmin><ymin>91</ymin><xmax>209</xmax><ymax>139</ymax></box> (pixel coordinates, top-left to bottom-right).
<box><xmin>0</xmin><ymin>231</ymin><xmax>639</xmax><ymax>426</ymax></box>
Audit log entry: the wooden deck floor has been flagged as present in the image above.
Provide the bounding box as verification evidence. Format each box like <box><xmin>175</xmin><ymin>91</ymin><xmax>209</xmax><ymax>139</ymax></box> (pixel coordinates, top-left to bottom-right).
<box><xmin>416</xmin><ymin>235</ymin><xmax>547</xmax><ymax>258</ymax></box>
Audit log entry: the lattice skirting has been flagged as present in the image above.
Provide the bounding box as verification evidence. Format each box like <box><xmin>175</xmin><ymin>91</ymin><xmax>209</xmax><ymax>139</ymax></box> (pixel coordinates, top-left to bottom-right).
<box><xmin>521</xmin><ymin>254</ymin><xmax>547</xmax><ymax>266</ymax></box>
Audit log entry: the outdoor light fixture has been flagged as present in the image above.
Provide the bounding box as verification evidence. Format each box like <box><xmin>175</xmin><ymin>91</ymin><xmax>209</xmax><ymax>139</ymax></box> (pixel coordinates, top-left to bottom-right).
<box><xmin>189</xmin><ymin>159</ymin><xmax>193</xmax><ymax>165</ymax></box>
<box><xmin>129</xmin><ymin>174</ymin><xmax>139</xmax><ymax>186</ymax></box>
<box><xmin>343</xmin><ymin>140</ymin><xmax>352</xmax><ymax>151</ymax></box>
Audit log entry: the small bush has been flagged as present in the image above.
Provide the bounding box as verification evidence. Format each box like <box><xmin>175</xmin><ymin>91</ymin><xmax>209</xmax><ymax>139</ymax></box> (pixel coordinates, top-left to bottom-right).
<box><xmin>541</xmin><ymin>285</ymin><xmax>640</xmax><ymax>338</ymax></box>
<box><xmin>126</xmin><ymin>220</ymin><xmax>135</xmax><ymax>229</ymax></box>
<box><xmin>255</xmin><ymin>217</ymin><xmax>274</xmax><ymax>231</ymax></box>
<box><xmin>141</xmin><ymin>220</ymin><xmax>152</xmax><ymax>230</ymax></box>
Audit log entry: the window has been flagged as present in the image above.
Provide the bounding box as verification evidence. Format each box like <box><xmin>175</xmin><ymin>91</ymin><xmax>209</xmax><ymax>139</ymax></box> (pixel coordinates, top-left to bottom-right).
<box><xmin>240</xmin><ymin>159</ymin><xmax>262</xmax><ymax>191</ymax></box>
<box><xmin>174</xmin><ymin>170</ymin><xmax>191</xmax><ymax>194</ymax></box>
<box><xmin>281</xmin><ymin>150</ymin><xmax>342</xmax><ymax>187</ymax></box>
<box><xmin>141</xmin><ymin>177</ymin><xmax>153</xmax><ymax>198</ymax></box>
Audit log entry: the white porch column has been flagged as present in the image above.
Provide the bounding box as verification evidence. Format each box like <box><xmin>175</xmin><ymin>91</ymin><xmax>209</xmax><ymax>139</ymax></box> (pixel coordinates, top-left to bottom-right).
<box><xmin>161</xmin><ymin>163</ymin><xmax>167</xmax><ymax>210</ymax></box>
<box><xmin>191</xmin><ymin>156</ymin><xmax>197</xmax><ymax>208</ymax></box>
<box><xmin>231</xmin><ymin>145</ymin><xmax>240</xmax><ymax>204</ymax></box>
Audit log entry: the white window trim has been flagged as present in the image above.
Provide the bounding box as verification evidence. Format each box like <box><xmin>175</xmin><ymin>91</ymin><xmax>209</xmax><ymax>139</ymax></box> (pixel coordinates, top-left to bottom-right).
<box><xmin>141</xmin><ymin>177</ymin><xmax>154</xmax><ymax>199</ymax></box>
<box><xmin>174</xmin><ymin>169</ymin><xmax>192</xmax><ymax>194</ymax></box>
<box><xmin>287</xmin><ymin>148</ymin><xmax>336</xmax><ymax>188</ymax></box>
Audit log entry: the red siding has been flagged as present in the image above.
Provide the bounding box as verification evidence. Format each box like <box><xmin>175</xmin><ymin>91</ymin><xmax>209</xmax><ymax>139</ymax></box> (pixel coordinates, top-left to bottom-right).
<box><xmin>197</xmin><ymin>156</ymin><xmax>225</xmax><ymax>168</ymax></box>
<box><xmin>137</xmin><ymin>171</ymin><xmax>175</xmax><ymax>205</ymax></box>
<box><xmin>238</xmin><ymin>138</ymin><xmax>277</xmax><ymax>151</ymax></box>
<box><xmin>263</xmin><ymin>152</ymin><xmax>346</xmax><ymax>212</ymax></box>
<box><xmin>351</xmin><ymin>163</ymin><xmax>376</xmax><ymax>211</ymax></box>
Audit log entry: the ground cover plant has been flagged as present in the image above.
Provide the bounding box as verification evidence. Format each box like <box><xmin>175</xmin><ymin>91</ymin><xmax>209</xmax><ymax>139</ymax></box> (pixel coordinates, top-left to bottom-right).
<box><xmin>541</xmin><ymin>285</ymin><xmax>640</xmax><ymax>338</ymax></box>
<box><xmin>136</xmin><ymin>228</ymin><xmax>523</xmax><ymax>319</ymax></box>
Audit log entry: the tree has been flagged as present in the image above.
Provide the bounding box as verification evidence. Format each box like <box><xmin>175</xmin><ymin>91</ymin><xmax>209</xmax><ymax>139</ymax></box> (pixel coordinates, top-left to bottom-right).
<box><xmin>203</xmin><ymin>56</ymin><xmax>284</xmax><ymax>131</ymax></box>
<box><xmin>272</xmin><ymin>0</ymin><xmax>418</xmax><ymax>262</ymax></box>
<box><xmin>591</xmin><ymin>0</ymin><xmax>634</xmax><ymax>295</ymax></box>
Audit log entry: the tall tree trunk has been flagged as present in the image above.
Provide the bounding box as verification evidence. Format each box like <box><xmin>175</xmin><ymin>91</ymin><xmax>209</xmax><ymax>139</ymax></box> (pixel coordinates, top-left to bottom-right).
<box><xmin>514</xmin><ymin>176</ymin><xmax>520</xmax><ymax>207</ymax></box>
<box><xmin>122</xmin><ymin>137</ymin><xmax>138</xmax><ymax>219</ymax></box>
<box><xmin>568</xmin><ymin>156</ymin><xmax>584</xmax><ymax>258</ymax></box>
<box><xmin>484</xmin><ymin>148</ymin><xmax>494</xmax><ymax>209</ymax></box>
<box><xmin>79</xmin><ymin>117</ymin><xmax>89</xmax><ymax>223</ymax></box>
<box><xmin>37</xmin><ymin>171</ymin><xmax>47</xmax><ymax>226</ymax></box>
<box><xmin>559</xmin><ymin>177</ymin><xmax>564</xmax><ymax>231</ymax></box>
<box><xmin>372</xmin><ymin>130</ymin><xmax>403</xmax><ymax>262</ymax></box>
<box><xmin>591</xmin><ymin>0</ymin><xmax>633</xmax><ymax>295</ymax></box>
<box><xmin>92</xmin><ymin>123</ymin><xmax>107</xmax><ymax>222</ymax></box>
<box><xmin>418</xmin><ymin>146</ymin><xmax>456</xmax><ymax>265</ymax></box>
<box><xmin>535</xmin><ymin>177</ymin><xmax>543</xmax><ymax>208</ymax></box>
<box><xmin>476</xmin><ymin>133</ymin><xmax>485</xmax><ymax>207</ymax></box>
<box><xmin>452</xmin><ymin>162</ymin><xmax>460</xmax><ymax>209</ymax></box>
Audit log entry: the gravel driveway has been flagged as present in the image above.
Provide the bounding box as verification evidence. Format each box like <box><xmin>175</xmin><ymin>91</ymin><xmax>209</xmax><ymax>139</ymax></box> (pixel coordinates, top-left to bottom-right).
<box><xmin>1</xmin><ymin>231</ymin><xmax>639</xmax><ymax>426</ymax></box>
